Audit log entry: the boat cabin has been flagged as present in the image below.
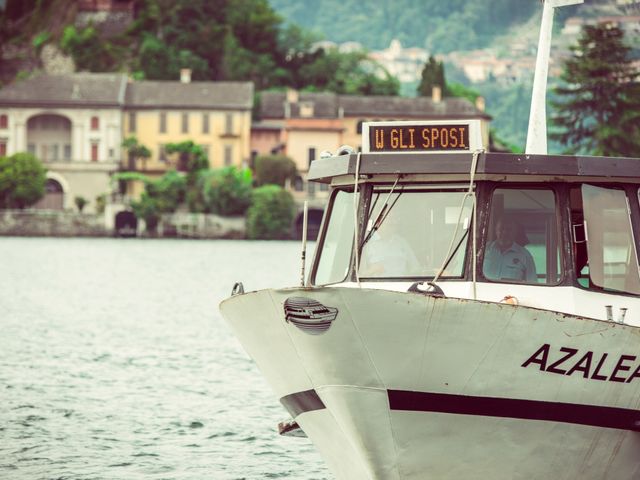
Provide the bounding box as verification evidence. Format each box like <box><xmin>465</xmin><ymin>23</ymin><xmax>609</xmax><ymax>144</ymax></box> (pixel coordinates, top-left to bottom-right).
<box><xmin>307</xmin><ymin>120</ymin><xmax>640</xmax><ymax>324</ymax></box>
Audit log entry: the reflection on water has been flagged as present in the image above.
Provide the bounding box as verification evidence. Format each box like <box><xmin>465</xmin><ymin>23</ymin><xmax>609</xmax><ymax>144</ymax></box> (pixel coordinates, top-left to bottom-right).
<box><xmin>0</xmin><ymin>237</ymin><xmax>328</xmax><ymax>480</ymax></box>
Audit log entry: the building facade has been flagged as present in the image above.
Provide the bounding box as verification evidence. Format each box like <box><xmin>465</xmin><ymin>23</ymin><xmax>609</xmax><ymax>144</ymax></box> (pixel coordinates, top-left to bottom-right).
<box><xmin>0</xmin><ymin>71</ymin><xmax>253</xmax><ymax>211</ymax></box>
<box><xmin>122</xmin><ymin>72</ymin><xmax>253</xmax><ymax>198</ymax></box>
<box><xmin>0</xmin><ymin>73</ymin><xmax>127</xmax><ymax>212</ymax></box>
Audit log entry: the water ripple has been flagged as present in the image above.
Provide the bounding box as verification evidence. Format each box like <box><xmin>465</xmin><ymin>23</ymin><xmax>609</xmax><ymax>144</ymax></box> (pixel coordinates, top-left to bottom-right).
<box><xmin>0</xmin><ymin>237</ymin><xmax>328</xmax><ymax>479</ymax></box>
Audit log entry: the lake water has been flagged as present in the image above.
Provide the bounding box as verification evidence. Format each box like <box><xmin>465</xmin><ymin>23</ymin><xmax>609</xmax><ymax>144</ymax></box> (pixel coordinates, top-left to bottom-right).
<box><xmin>0</xmin><ymin>237</ymin><xmax>329</xmax><ymax>480</ymax></box>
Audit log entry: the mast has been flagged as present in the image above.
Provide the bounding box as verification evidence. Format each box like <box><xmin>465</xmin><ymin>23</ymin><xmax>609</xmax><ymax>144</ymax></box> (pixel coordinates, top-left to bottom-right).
<box><xmin>525</xmin><ymin>0</ymin><xmax>583</xmax><ymax>155</ymax></box>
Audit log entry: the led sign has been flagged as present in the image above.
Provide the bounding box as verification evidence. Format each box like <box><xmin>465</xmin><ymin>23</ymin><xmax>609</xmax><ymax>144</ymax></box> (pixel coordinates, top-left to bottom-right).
<box><xmin>368</xmin><ymin>124</ymin><xmax>470</xmax><ymax>152</ymax></box>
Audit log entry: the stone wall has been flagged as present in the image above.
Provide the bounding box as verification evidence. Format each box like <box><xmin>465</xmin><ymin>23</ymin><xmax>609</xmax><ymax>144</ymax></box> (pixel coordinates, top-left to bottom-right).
<box><xmin>0</xmin><ymin>210</ymin><xmax>109</xmax><ymax>237</ymax></box>
<box><xmin>0</xmin><ymin>210</ymin><xmax>247</xmax><ymax>239</ymax></box>
<box><xmin>155</xmin><ymin>213</ymin><xmax>246</xmax><ymax>239</ymax></box>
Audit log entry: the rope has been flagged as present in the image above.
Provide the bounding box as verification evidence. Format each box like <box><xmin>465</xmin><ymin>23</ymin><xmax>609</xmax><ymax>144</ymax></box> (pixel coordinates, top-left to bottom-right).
<box><xmin>353</xmin><ymin>152</ymin><xmax>362</xmax><ymax>286</ymax></box>
<box><xmin>432</xmin><ymin>149</ymin><xmax>483</xmax><ymax>296</ymax></box>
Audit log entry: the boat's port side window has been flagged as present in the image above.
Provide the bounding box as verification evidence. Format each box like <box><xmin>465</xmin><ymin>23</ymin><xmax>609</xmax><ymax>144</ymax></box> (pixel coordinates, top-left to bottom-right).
<box><xmin>314</xmin><ymin>190</ymin><xmax>356</xmax><ymax>285</ymax></box>
<box><xmin>573</xmin><ymin>185</ymin><xmax>640</xmax><ymax>294</ymax></box>
<box><xmin>483</xmin><ymin>188</ymin><xmax>560</xmax><ymax>285</ymax></box>
<box><xmin>358</xmin><ymin>189</ymin><xmax>472</xmax><ymax>278</ymax></box>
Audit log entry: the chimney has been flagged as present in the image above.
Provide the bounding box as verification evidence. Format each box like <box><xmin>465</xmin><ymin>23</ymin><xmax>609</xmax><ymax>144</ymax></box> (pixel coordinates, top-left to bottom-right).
<box><xmin>432</xmin><ymin>85</ymin><xmax>442</xmax><ymax>103</ymax></box>
<box><xmin>286</xmin><ymin>88</ymin><xmax>299</xmax><ymax>104</ymax></box>
<box><xmin>180</xmin><ymin>68</ymin><xmax>192</xmax><ymax>84</ymax></box>
<box><xmin>475</xmin><ymin>96</ymin><xmax>486</xmax><ymax>112</ymax></box>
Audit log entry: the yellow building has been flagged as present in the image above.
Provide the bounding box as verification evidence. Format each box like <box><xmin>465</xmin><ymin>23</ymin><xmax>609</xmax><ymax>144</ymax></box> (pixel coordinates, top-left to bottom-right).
<box><xmin>122</xmin><ymin>71</ymin><xmax>253</xmax><ymax>198</ymax></box>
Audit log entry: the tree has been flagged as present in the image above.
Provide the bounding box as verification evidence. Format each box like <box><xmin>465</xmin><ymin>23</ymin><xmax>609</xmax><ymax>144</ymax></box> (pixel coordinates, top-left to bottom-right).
<box><xmin>197</xmin><ymin>167</ymin><xmax>253</xmax><ymax>215</ymax></box>
<box><xmin>551</xmin><ymin>23</ymin><xmax>640</xmax><ymax>157</ymax></box>
<box><xmin>0</xmin><ymin>152</ymin><xmax>46</xmax><ymax>209</ymax></box>
<box><xmin>295</xmin><ymin>48</ymin><xmax>399</xmax><ymax>95</ymax></box>
<box><xmin>417</xmin><ymin>55</ymin><xmax>448</xmax><ymax>97</ymax></box>
<box><xmin>246</xmin><ymin>184</ymin><xmax>294</xmax><ymax>239</ymax></box>
<box><xmin>129</xmin><ymin>171</ymin><xmax>186</xmax><ymax>233</ymax></box>
<box><xmin>122</xmin><ymin>136</ymin><xmax>151</xmax><ymax>170</ymax></box>
<box><xmin>254</xmin><ymin>154</ymin><xmax>297</xmax><ymax>187</ymax></box>
<box><xmin>164</xmin><ymin>141</ymin><xmax>208</xmax><ymax>176</ymax></box>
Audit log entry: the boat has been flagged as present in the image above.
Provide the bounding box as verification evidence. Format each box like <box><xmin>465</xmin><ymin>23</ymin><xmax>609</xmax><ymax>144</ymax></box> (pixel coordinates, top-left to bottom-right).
<box><xmin>220</xmin><ymin>1</ymin><xmax>640</xmax><ymax>478</ymax></box>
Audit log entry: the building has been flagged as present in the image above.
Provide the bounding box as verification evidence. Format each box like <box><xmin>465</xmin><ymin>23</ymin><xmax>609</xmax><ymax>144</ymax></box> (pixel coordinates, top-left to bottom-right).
<box><xmin>122</xmin><ymin>70</ymin><xmax>253</xmax><ymax>198</ymax></box>
<box><xmin>256</xmin><ymin>90</ymin><xmax>344</xmax><ymax>204</ymax></box>
<box><xmin>0</xmin><ymin>72</ymin><xmax>127</xmax><ymax>211</ymax></box>
<box><xmin>368</xmin><ymin>39</ymin><xmax>429</xmax><ymax>84</ymax></box>
<box><xmin>256</xmin><ymin>88</ymin><xmax>491</xmax><ymax>207</ymax></box>
<box><xmin>0</xmin><ymin>70</ymin><xmax>254</xmax><ymax>211</ymax></box>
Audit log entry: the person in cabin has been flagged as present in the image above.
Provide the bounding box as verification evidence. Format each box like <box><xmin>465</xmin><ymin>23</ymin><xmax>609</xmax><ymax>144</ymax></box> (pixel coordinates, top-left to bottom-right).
<box><xmin>359</xmin><ymin>213</ymin><xmax>420</xmax><ymax>277</ymax></box>
<box><xmin>483</xmin><ymin>216</ymin><xmax>537</xmax><ymax>283</ymax></box>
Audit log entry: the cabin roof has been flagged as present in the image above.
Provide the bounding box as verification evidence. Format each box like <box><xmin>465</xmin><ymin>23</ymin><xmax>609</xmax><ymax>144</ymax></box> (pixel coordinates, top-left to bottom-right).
<box><xmin>307</xmin><ymin>151</ymin><xmax>640</xmax><ymax>183</ymax></box>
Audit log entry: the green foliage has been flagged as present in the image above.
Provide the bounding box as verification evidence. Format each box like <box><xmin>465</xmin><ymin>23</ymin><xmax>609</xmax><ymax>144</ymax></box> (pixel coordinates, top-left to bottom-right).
<box><xmin>131</xmin><ymin>195</ymin><xmax>160</xmax><ymax>233</ymax></box>
<box><xmin>417</xmin><ymin>56</ymin><xmax>447</xmax><ymax>97</ymax></box>
<box><xmin>551</xmin><ymin>24</ymin><xmax>640</xmax><ymax>157</ymax></box>
<box><xmin>60</xmin><ymin>25</ymin><xmax>117</xmax><ymax>72</ymax></box>
<box><xmin>32</xmin><ymin>31</ymin><xmax>49</xmax><ymax>49</ymax></box>
<box><xmin>74</xmin><ymin>195</ymin><xmax>87</xmax><ymax>213</ymax></box>
<box><xmin>9</xmin><ymin>0</ymin><xmax>398</xmax><ymax>96</ymax></box>
<box><xmin>254</xmin><ymin>154</ymin><xmax>297</xmax><ymax>187</ymax></box>
<box><xmin>190</xmin><ymin>167</ymin><xmax>253</xmax><ymax>215</ymax></box>
<box><xmin>447</xmin><ymin>82</ymin><xmax>480</xmax><ymax>104</ymax></box>
<box><xmin>292</xmin><ymin>48</ymin><xmax>399</xmax><ymax>95</ymax></box>
<box><xmin>269</xmin><ymin>0</ymin><xmax>537</xmax><ymax>52</ymax></box>
<box><xmin>135</xmin><ymin>32</ymin><xmax>210</xmax><ymax>81</ymax></box>
<box><xmin>112</xmin><ymin>171</ymin><xmax>152</xmax><ymax>184</ymax></box>
<box><xmin>460</xmin><ymin>79</ymin><xmax>531</xmax><ymax>152</ymax></box>
<box><xmin>490</xmin><ymin>129</ymin><xmax>521</xmax><ymax>154</ymax></box>
<box><xmin>246</xmin><ymin>184</ymin><xmax>295</xmax><ymax>240</ymax></box>
<box><xmin>130</xmin><ymin>170</ymin><xmax>187</xmax><ymax>233</ymax></box>
<box><xmin>0</xmin><ymin>152</ymin><xmax>47</xmax><ymax>209</ymax></box>
<box><xmin>122</xmin><ymin>136</ymin><xmax>151</xmax><ymax>170</ymax></box>
<box><xmin>417</xmin><ymin>58</ymin><xmax>482</xmax><ymax>102</ymax></box>
<box><xmin>145</xmin><ymin>170</ymin><xmax>187</xmax><ymax>212</ymax></box>
<box><xmin>15</xmin><ymin>70</ymin><xmax>32</xmax><ymax>82</ymax></box>
<box><xmin>165</xmin><ymin>140</ymin><xmax>209</xmax><ymax>176</ymax></box>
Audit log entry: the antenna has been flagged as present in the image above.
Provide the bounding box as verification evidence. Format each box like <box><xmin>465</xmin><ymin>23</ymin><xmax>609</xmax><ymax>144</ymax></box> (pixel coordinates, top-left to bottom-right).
<box><xmin>300</xmin><ymin>200</ymin><xmax>308</xmax><ymax>287</ymax></box>
<box><xmin>525</xmin><ymin>0</ymin><xmax>584</xmax><ymax>155</ymax></box>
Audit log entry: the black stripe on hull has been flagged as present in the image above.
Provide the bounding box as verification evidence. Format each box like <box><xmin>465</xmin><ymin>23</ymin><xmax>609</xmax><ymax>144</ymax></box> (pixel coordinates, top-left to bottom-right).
<box><xmin>279</xmin><ymin>389</ymin><xmax>640</xmax><ymax>431</ymax></box>
<box><xmin>389</xmin><ymin>390</ymin><xmax>640</xmax><ymax>432</ymax></box>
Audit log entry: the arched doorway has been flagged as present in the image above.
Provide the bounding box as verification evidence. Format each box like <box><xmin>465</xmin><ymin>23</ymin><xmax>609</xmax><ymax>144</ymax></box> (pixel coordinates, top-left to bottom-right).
<box><xmin>26</xmin><ymin>114</ymin><xmax>72</xmax><ymax>162</ymax></box>
<box><xmin>33</xmin><ymin>178</ymin><xmax>64</xmax><ymax>210</ymax></box>
<box><xmin>295</xmin><ymin>208</ymin><xmax>324</xmax><ymax>241</ymax></box>
<box><xmin>115</xmin><ymin>210</ymin><xmax>138</xmax><ymax>237</ymax></box>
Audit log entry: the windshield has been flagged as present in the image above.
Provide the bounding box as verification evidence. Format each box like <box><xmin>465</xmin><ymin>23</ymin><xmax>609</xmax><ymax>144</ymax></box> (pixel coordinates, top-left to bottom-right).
<box><xmin>314</xmin><ymin>190</ymin><xmax>357</xmax><ymax>285</ymax></box>
<box><xmin>359</xmin><ymin>189</ymin><xmax>472</xmax><ymax>278</ymax></box>
<box><xmin>583</xmin><ymin>185</ymin><xmax>640</xmax><ymax>294</ymax></box>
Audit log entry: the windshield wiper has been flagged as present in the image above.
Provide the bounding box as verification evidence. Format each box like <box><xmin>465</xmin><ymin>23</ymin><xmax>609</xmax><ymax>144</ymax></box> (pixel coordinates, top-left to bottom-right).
<box><xmin>360</xmin><ymin>182</ymin><xmax>403</xmax><ymax>248</ymax></box>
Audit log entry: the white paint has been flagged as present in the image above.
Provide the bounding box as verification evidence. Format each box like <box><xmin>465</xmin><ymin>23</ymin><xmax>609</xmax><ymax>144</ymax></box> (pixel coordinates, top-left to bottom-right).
<box><xmin>221</xmin><ymin>286</ymin><xmax>640</xmax><ymax>479</ymax></box>
<box><xmin>526</xmin><ymin>0</ymin><xmax>584</xmax><ymax>154</ymax></box>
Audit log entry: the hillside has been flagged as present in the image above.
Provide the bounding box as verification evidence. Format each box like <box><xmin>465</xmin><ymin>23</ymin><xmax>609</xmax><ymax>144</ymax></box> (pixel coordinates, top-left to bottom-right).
<box><xmin>268</xmin><ymin>0</ymin><xmax>542</xmax><ymax>52</ymax></box>
<box><xmin>268</xmin><ymin>0</ymin><xmax>638</xmax><ymax>151</ymax></box>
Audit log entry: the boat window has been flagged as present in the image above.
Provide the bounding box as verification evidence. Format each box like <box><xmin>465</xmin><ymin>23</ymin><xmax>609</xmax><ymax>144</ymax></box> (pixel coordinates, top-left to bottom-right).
<box><xmin>359</xmin><ymin>189</ymin><xmax>472</xmax><ymax>278</ymax></box>
<box><xmin>314</xmin><ymin>190</ymin><xmax>356</xmax><ymax>285</ymax></box>
<box><xmin>577</xmin><ymin>185</ymin><xmax>640</xmax><ymax>294</ymax></box>
<box><xmin>483</xmin><ymin>188</ymin><xmax>560</xmax><ymax>285</ymax></box>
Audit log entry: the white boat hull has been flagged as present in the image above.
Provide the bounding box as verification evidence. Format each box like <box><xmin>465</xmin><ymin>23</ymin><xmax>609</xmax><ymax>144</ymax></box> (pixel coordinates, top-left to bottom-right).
<box><xmin>220</xmin><ymin>287</ymin><xmax>640</xmax><ymax>479</ymax></box>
